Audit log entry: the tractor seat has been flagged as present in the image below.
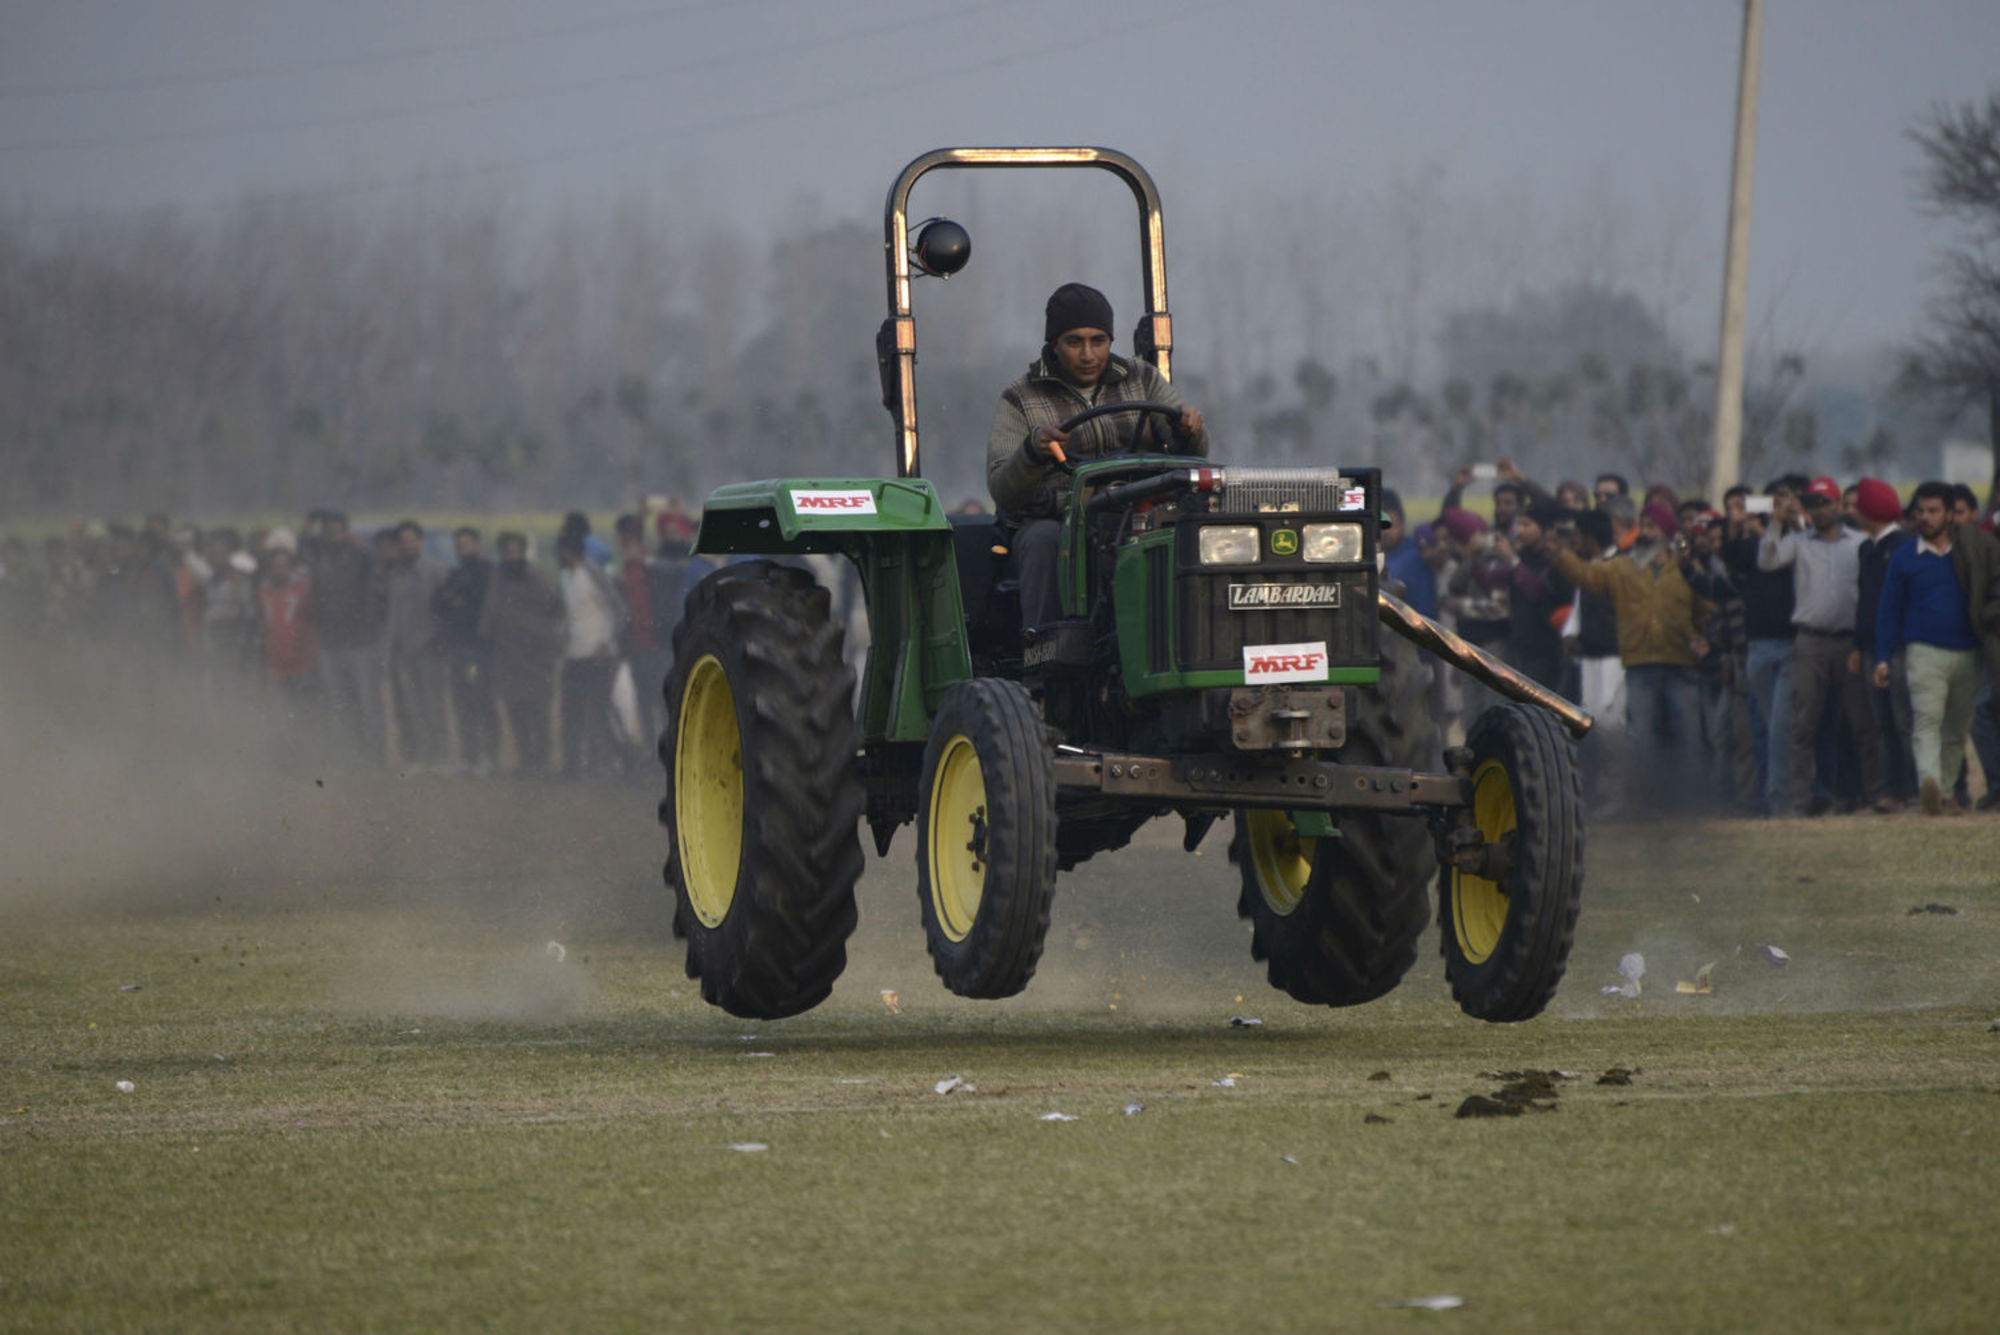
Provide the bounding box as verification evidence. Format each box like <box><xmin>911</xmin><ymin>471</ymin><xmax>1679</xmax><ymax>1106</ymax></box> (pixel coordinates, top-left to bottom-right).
<box><xmin>946</xmin><ymin>511</ymin><xmax>1021</xmax><ymax>664</ymax></box>
<box><xmin>947</xmin><ymin>511</ymin><xmax>1006</xmax><ymax>623</ymax></box>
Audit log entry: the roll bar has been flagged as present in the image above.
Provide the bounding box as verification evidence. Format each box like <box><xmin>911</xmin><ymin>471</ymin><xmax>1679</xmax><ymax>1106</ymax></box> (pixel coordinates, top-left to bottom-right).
<box><xmin>881</xmin><ymin>147</ymin><xmax>1173</xmax><ymax>479</ymax></box>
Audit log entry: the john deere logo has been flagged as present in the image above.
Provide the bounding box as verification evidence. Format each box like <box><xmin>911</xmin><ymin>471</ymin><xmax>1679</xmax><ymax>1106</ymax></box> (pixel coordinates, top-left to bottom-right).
<box><xmin>1270</xmin><ymin>529</ymin><xmax>1300</xmax><ymax>557</ymax></box>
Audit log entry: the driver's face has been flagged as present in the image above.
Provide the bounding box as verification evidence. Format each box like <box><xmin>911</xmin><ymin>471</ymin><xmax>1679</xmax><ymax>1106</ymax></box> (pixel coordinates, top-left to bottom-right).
<box><xmin>1052</xmin><ymin>328</ymin><xmax>1111</xmax><ymax>387</ymax></box>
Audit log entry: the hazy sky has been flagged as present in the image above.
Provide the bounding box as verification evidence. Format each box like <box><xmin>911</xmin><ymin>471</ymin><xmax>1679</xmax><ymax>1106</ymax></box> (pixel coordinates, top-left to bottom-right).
<box><xmin>5</xmin><ymin>0</ymin><xmax>1997</xmax><ymax>359</ymax></box>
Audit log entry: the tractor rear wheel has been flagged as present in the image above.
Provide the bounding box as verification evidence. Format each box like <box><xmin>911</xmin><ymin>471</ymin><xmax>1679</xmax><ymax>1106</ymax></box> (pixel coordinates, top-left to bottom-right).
<box><xmin>1439</xmin><ymin>702</ymin><xmax>1584</xmax><ymax>1022</ymax></box>
<box><xmin>916</xmin><ymin>678</ymin><xmax>1058</xmax><ymax>999</ymax></box>
<box><xmin>659</xmin><ymin>561</ymin><xmax>864</xmax><ymax>1019</ymax></box>
<box><xmin>1232</xmin><ymin>631</ymin><xmax>1436</xmax><ymax>1007</ymax></box>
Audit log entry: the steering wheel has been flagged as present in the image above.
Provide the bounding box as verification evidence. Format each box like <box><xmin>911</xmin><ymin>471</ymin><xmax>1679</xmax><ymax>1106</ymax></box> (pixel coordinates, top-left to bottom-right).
<box><xmin>1056</xmin><ymin>399</ymin><xmax>1186</xmax><ymax>438</ymax></box>
<box><xmin>1045</xmin><ymin>399</ymin><xmax>1189</xmax><ymax>473</ymax></box>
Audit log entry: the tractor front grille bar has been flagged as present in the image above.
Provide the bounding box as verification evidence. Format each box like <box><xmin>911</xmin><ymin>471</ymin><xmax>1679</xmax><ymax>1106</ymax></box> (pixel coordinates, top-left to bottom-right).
<box><xmin>1211</xmin><ymin>467</ymin><xmax>1358</xmax><ymax>516</ymax></box>
<box><xmin>1051</xmin><ymin>750</ymin><xmax>1468</xmax><ymax>812</ymax></box>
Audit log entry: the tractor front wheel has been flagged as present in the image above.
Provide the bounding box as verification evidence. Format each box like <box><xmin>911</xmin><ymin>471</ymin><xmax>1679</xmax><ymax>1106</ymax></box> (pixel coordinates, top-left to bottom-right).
<box><xmin>1438</xmin><ymin>702</ymin><xmax>1585</xmax><ymax>1022</ymax></box>
<box><xmin>916</xmin><ymin>678</ymin><xmax>1058</xmax><ymax>999</ymax></box>
<box><xmin>659</xmin><ymin>561</ymin><xmax>865</xmax><ymax>1019</ymax></box>
<box><xmin>1232</xmin><ymin>630</ymin><xmax>1436</xmax><ymax>1007</ymax></box>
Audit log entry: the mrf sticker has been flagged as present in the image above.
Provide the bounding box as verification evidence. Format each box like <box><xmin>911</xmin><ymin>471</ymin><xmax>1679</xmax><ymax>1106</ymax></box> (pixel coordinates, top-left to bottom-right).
<box><xmin>1340</xmin><ymin>486</ymin><xmax>1368</xmax><ymax>511</ymax></box>
<box><xmin>789</xmin><ymin>488</ymin><xmax>877</xmax><ymax>515</ymax></box>
<box><xmin>1242</xmin><ymin>641</ymin><xmax>1330</xmax><ymax>684</ymax></box>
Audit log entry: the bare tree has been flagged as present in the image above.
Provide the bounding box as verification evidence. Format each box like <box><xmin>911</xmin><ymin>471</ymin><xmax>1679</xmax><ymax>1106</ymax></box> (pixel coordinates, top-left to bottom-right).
<box><xmin>1898</xmin><ymin>89</ymin><xmax>2000</xmax><ymax>515</ymax></box>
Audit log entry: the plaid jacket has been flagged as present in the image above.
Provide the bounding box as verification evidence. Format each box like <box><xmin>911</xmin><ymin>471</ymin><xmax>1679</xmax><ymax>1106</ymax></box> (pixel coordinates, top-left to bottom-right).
<box><xmin>985</xmin><ymin>352</ymin><xmax>1208</xmax><ymax>517</ymax></box>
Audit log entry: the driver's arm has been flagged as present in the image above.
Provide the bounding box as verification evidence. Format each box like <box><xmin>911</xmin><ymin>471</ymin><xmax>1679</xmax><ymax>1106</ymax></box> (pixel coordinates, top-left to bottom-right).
<box><xmin>986</xmin><ymin>393</ymin><xmax>1059</xmax><ymax>514</ymax></box>
<box><xmin>1138</xmin><ymin>363</ymin><xmax>1211</xmax><ymax>457</ymax></box>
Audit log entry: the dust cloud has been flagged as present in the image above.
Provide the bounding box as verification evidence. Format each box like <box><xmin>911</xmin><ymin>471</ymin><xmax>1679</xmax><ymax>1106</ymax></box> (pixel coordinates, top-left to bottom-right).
<box><xmin>2</xmin><ymin>635</ymin><xmax>1985</xmax><ymax>1026</ymax></box>
<box><xmin>0</xmin><ymin>641</ymin><xmax>670</xmax><ymax>1022</ymax></box>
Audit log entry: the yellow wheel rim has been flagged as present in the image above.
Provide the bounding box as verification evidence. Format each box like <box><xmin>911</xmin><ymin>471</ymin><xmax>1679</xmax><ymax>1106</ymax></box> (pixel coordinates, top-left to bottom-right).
<box><xmin>1244</xmin><ymin>810</ymin><xmax>1318</xmax><ymax>916</ymax></box>
<box><xmin>1451</xmin><ymin>759</ymin><xmax>1517</xmax><ymax>964</ymax></box>
<box><xmin>675</xmin><ymin>655</ymin><xmax>743</xmax><ymax>929</ymax></box>
<box><xmin>927</xmin><ymin>735</ymin><xmax>987</xmax><ymax>943</ymax></box>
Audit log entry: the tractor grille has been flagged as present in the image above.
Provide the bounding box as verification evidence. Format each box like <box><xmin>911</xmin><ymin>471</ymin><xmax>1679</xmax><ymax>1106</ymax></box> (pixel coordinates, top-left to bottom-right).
<box><xmin>1213</xmin><ymin>468</ymin><xmax>1360</xmax><ymax>516</ymax></box>
<box><xmin>1176</xmin><ymin>569</ymin><xmax>1378</xmax><ymax>671</ymax></box>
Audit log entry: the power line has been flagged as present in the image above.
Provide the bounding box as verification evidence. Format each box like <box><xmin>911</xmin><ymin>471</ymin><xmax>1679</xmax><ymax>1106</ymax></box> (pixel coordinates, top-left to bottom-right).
<box><xmin>0</xmin><ymin>0</ymin><xmax>1017</xmax><ymax>155</ymax></box>
<box><xmin>0</xmin><ymin>0</ymin><xmax>755</xmax><ymax>102</ymax></box>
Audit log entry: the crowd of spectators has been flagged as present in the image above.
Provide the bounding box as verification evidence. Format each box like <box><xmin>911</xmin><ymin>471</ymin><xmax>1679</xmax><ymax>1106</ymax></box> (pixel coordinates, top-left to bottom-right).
<box><xmin>0</xmin><ymin>505</ymin><xmax>712</xmax><ymax>780</ymax></box>
<box><xmin>1382</xmin><ymin>462</ymin><xmax>2000</xmax><ymax>817</ymax></box>
<box><xmin>5</xmin><ymin>468</ymin><xmax>1997</xmax><ymax>818</ymax></box>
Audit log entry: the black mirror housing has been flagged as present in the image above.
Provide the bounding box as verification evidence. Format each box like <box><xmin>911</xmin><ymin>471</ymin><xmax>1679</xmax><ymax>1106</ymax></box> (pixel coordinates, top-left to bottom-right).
<box><xmin>913</xmin><ymin>218</ymin><xmax>971</xmax><ymax>277</ymax></box>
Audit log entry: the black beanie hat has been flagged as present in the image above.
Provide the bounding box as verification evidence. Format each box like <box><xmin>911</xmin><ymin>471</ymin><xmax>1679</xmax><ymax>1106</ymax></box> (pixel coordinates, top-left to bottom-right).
<box><xmin>1044</xmin><ymin>283</ymin><xmax>1114</xmax><ymax>344</ymax></box>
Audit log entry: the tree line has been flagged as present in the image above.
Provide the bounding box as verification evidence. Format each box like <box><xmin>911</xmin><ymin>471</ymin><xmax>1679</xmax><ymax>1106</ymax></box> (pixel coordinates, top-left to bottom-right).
<box><xmin>6</xmin><ymin>106</ymin><xmax>1990</xmax><ymax>521</ymax></box>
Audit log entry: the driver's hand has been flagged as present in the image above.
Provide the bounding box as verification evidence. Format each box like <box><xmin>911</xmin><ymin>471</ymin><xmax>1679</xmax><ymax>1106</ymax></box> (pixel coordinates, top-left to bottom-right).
<box><xmin>1176</xmin><ymin>406</ymin><xmax>1203</xmax><ymax>439</ymax></box>
<box><xmin>1872</xmin><ymin>661</ymin><xmax>1890</xmax><ymax>690</ymax></box>
<box><xmin>1031</xmin><ymin>424</ymin><xmax>1070</xmax><ymax>463</ymax></box>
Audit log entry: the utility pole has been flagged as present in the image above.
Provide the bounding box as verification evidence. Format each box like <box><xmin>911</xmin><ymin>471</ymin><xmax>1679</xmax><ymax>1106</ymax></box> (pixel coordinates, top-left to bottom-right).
<box><xmin>1710</xmin><ymin>0</ymin><xmax>1764</xmax><ymax>505</ymax></box>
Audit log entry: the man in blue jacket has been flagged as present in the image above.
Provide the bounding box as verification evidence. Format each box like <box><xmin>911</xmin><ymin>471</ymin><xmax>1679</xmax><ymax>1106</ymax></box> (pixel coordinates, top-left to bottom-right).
<box><xmin>1873</xmin><ymin>482</ymin><xmax>1997</xmax><ymax>814</ymax></box>
<box><xmin>1380</xmin><ymin>488</ymin><xmax>1436</xmax><ymax>618</ymax></box>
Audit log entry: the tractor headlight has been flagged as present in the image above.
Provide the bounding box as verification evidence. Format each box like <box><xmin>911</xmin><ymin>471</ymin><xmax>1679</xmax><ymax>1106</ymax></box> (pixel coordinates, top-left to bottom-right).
<box><xmin>1301</xmin><ymin>523</ymin><xmax>1364</xmax><ymax>564</ymax></box>
<box><xmin>1197</xmin><ymin>525</ymin><xmax>1261</xmax><ymax>565</ymax></box>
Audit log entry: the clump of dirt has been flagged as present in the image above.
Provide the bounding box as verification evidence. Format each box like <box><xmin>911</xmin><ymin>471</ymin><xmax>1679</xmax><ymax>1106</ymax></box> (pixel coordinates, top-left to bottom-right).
<box><xmin>1907</xmin><ymin>903</ymin><xmax>1959</xmax><ymax>916</ymax></box>
<box><xmin>1455</xmin><ymin>1068</ymin><xmax>1570</xmax><ymax>1117</ymax></box>
<box><xmin>1454</xmin><ymin>1095</ymin><xmax>1518</xmax><ymax>1119</ymax></box>
<box><xmin>1596</xmin><ymin>1067</ymin><xmax>1640</xmax><ymax>1086</ymax></box>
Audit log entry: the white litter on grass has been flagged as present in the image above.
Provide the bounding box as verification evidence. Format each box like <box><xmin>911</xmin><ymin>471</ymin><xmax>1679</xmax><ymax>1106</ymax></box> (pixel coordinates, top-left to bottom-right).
<box><xmin>544</xmin><ymin>941</ymin><xmax>566</xmax><ymax>963</ymax></box>
<box><xmin>1387</xmin><ymin>1294</ymin><xmax>1465</xmax><ymax>1311</ymax></box>
<box><xmin>1758</xmin><ymin>944</ymin><xmax>1791</xmax><ymax>967</ymax></box>
<box><xmin>1211</xmin><ymin>1076</ymin><xmax>1238</xmax><ymax>1088</ymax></box>
<box><xmin>1601</xmin><ymin>952</ymin><xmax>1645</xmax><ymax>997</ymax></box>
<box><xmin>114</xmin><ymin>1080</ymin><xmax>135</xmax><ymax>1093</ymax></box>
<box><xmin>1279</xmin><ymin>1154</ymin><xmax>1300</xmax><ymax>1166</ymax></box>
<box><xmin>1229</xmin><ymin>1016</ymin><xmax>1263</xmax><ymax>1027</ymax></box>
<box><xmin>934</xmin><ymin>1075</ymin><xmax>968</xmax><ymax>1096</ymax></box>
<box><xmin>743</xmin><ymin>1052</ymin><xmax>776</xmax><ymax>1059</ymax></box>
<box><xmin>1123</xmin><ymin>1102</ymin><xmax>1144</xmax><ymax>1116</ymax></box>
<box><xmin>727</xmin><ymin>1142</ymin><xmax>769</xmax><ymax>1153</ymax></box>
<box><xmin>1039</xmin><ymin>1112</ymin><xmax>1078</xmax><ymax>1122</ymax></box>
<box><xmin>1707</xmin><ymin>1223</ymin><xmax>1737</xmax><ymax>1236</ymax></box>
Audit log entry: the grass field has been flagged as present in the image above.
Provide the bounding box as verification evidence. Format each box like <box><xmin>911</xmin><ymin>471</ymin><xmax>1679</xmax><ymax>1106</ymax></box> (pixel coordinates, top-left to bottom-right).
<box><xmin>3</xmin><ymin>773</ymin><xmax>1997</xmax><ymax>1333</ymax></box>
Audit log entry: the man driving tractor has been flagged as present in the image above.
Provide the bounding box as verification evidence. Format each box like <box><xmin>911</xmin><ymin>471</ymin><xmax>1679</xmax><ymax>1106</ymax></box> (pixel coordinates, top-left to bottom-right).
<box><xmin>985</xmin><ymin>282</ymin><xmax>1210</xmax><ymax>630</ymax></box>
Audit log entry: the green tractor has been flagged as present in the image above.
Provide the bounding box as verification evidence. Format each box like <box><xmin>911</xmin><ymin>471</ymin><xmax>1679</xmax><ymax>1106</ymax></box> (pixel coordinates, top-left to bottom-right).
<box><xmin>658</xmin><ymin>147</ymin><xmax>1593</xmax><ymax>1024</ymax></box>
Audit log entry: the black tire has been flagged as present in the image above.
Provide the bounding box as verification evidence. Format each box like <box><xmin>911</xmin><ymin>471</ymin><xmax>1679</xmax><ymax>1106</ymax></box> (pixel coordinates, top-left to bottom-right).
<box><xmin>658</xmin><ymin>561</ymin><xmax>864</xmax><ymax>1019</ymax></box>
<box><xmin>1438</xmin><ymin>702</ymin><xmax>1585</xmax><ymax>1022</ymax></box>
<box><xmin>1232</xmin><ymin>631</ymin><xmax>1437</xmax><ymax>1007</ymax></box>
<box><xmin>916</xmin><ymin>678</ymin><xmax>1059</xmax><ymax>999</ymax></box>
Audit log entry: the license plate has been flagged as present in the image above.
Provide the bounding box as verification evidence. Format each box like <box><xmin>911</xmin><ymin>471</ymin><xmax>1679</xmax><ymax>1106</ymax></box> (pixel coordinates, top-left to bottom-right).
<box><xmin>1227</xmin><ymin>582</ymin><xmax>1342</xmax><ymax>610</ymax></box>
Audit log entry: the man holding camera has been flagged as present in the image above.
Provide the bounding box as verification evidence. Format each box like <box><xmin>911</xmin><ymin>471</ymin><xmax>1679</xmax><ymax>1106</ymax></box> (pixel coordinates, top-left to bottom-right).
<box><xmin>1552</xmin><ymin>503</ymin><xmax>1712</xmax><ymax>804</ymax></box>
<box><xmin>1758</xmin><ymin>476</ymin><xmax>1886</xmax><ymax>815</ymax></box>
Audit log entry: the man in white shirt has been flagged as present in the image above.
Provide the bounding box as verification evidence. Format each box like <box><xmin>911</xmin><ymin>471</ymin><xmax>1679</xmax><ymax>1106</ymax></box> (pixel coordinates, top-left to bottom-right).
<box><xmin>1758</xmin><ymin>476</ymin><xmax>1886</xmax><ymax>815</ymax></box>
<box><xmin>557</xmin><ymin>535</ymin><xmax>627</xmax><ymax>778</ymax></box>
